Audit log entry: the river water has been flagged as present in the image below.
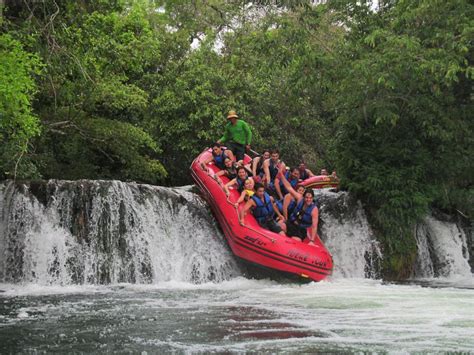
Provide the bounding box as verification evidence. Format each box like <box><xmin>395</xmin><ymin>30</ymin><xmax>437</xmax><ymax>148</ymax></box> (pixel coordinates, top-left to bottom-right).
<box><xmin>1</xmin><ymin>277</ymin><xmax>474</xmax><ymax>353</ymax></box>
<box><xmin>1</xmin><ymin>181</ymin><xmax>473</xmax><ymax>353</ymax></box>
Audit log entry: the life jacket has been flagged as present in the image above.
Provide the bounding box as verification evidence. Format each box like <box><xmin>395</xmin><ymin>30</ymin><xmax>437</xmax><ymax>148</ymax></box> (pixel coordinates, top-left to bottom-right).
<box><xmin>252</xmin><ymin>192</ymin><xmax>274</xmax><ymax>223</ymax></box>
<box><xmin>268</xmin><ymin>159</ymin><xmax>279</xmax><ymax>182</ymax></box>
<box><xmin>280</xmin><ymin>171</ymin><xmax>298</xmax><ymax>194</ymax></box>
<box><xmin>299</xmin><ymin>169</ymin><xmax>309</xmax><ymax>181</ymax></box>
<box><xmin>275</xmin><ymin>199</ymin><xmax>283</xmax><ymax>213</ymax></box>
<box><xmin>287</xmin><ymin>199</ymin><xmax>297</xmax><ymax>215</ymax></box>
<box><xmin>290</xmin><ymin>200</ymin><xmax>318</xmax><ymax>228</ymax></box>
<box><xmin>213</xmin><ymin>151</ymin><xmax>227</xmax><ymax>169</ymax></box>
<box><xmin>276</xmin><ymin>198</ymin><xmax>297</xmax><ymax>215</ymax></box>
<box><xmin>236</xmin><ymin>176</ymin><xmax>247</xmax><ymax>193</ymax></box>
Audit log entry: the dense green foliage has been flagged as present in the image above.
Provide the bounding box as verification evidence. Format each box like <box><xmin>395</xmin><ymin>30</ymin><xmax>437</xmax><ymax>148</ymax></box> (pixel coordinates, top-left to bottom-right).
<box><xmin>1</xmin><ymin>0</ymin><xmax>472</xmax><ymax>277</ymax></box>
<box><xmin>3</xmin><ymin>1</ymin><xmax>166</xmax><ymax>182</ymax></box>
<box><xmin>0</xmin><ymin>33</ymin><xmax>42</xmax><ymax>178</ymax></box>
<box><xmin>328</xmin><ymin>0</ymin><xmax>473</xmax><ymax>277</ymax></box>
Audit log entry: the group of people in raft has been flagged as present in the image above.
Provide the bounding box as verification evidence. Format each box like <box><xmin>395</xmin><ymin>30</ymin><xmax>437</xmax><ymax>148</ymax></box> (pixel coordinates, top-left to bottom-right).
<box><xmin>200</xmin><ymin>110</ymin><xmax>338</xmax><ymax>246</ymax></box>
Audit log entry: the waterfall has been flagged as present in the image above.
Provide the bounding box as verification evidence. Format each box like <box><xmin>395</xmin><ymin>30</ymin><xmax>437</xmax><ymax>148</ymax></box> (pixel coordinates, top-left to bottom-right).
<box><xmin>413</xmin><ymin>216</ymin><xmax>472</xmax><ymax>278</ymax></box>
<box><xmin>0</xmin><ymin>180</ymin><xmax>241</xmax><ymax>285</ymax></box>
<box><xmin>1</xmin><ymin>180</ymin><xmax>471</xmax><ymax>284</ymax></box>
<box><xmin>413</xmin><ymin>222</ymin><xmax>435</xmax><ymax>277</ymax></box>
<box><xmin>316</xmin><ymin>190</ymin><xmax>382</xmax><ymax>278</ymax></box>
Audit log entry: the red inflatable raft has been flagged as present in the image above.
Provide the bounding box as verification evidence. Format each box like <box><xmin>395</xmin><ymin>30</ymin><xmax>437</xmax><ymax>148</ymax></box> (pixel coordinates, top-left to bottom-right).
<box><xmin>190</xmin><ymin>148</ymin><xmax>333</xmax><ymax>282</ymax></box>
<box><xmin>300</xmin><ymin>175</ymin><xmax>339</xmax><ymax>189</ymax></box>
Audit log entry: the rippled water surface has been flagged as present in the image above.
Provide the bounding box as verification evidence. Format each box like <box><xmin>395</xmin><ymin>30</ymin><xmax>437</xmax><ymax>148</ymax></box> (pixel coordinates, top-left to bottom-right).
<box><xmin>1</xmin><ymin>277</ymin><xmax>474</xmax><ymax>353</ymax></box>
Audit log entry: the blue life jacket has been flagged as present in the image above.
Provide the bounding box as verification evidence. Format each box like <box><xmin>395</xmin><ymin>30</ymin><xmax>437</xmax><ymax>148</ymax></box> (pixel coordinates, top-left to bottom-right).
<box><xmin>287</xmin><ymin>199</ymin><xmax>297</xmax><ymax>215</ymax></box>
<box><xmin>269</xmin><ymin>159</ymin><xmax>279</xmax><ymax>182</ymax></box>
<box><xmin>290</xmin><ymin>200</ymin><xmax>318</xmax><ymax>228</ymax></box>
<box><xmin>275</xmin><ymin>199</ymin><xmax>283</xmax><ymax>213</ymax></box>
<box><xmin>299</xmin><ymin>169</ymin><xmax>309</xmax><ymax>181</ymax></box>
<box><xmin>213</xmin><ymin>151</ymin><xmax>228</xmax><ymax>169</ymax></box>
<box><xmin>276</xmin><ymin>198</ymin><xmax>297</xmax><ymax>215</ymax></box>
<box><xmin>252</xmin><ymin>192</ymin><xmax>274</xmax><ymax>223</ymax></box>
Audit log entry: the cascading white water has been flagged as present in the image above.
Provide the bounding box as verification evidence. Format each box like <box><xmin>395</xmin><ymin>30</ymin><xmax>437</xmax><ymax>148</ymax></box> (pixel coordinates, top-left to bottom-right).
<box><xmin>0</xmin><ymin>181</ymin><xmax>241</xmax><ymax>285</ymax></box>
<box><xmin>413</xmin><ymin>222</ymin><xmax>435</xmax><ymax>278</ymax></box>
<box><xmin>1</xmin><ymin>181</ymin><xmax>471</xmax><ymax>284</ymax></box>
<box><xmin>2</xmin><ymin>182</ymin><xmax>473</xmax><ymax>354</ymax></box>
<box><xmin>413</xmin><ymin>216</ymin><xmax>471</xmax><ymax>278</ymax></box>
<box><xmin>316</xmin><ymin>190</ymin><xmax>382</xmax><ymax>278</ymax></box>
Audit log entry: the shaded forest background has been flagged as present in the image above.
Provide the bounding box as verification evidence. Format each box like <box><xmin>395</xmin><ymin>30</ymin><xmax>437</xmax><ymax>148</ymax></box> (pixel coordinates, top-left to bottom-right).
<box><xmin>1</xmin><ymin>0</ymin><xmax>472</xmax><ymax>277</ymax></box>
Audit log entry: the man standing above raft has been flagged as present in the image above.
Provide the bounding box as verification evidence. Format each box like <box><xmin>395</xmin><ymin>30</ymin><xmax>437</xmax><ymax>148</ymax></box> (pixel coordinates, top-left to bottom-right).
<box><xmin>218</xmin><ymin>110</ymin><xmax>252</xmax><ymax>162</ymax></box>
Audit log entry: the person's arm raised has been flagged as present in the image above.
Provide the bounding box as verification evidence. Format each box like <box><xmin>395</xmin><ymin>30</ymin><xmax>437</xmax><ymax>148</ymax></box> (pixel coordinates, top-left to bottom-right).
<box><xmin>252</xmin><ymin>157</ymin><xmax>259</xmax><ymax>178</ymax></box>
<box><xmin>263</xmin><ymin>159</ymin><xmax>271</xmax><ymax>186</ymax></box>
<box><xmin>278</xmin><ymin>166</ymin><xmax>301</xmax><ymax>201</ymax></box>
<box><xmin>282</xmin><ymin>194</ymin><xmax>293</xmax><ymax>221</ymax></box>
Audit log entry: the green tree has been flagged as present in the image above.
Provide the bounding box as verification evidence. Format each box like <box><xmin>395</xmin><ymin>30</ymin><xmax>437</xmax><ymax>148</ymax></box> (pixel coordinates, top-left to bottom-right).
<box><xmin>0</xmin><ymin>33</ymin><xmax>42</xmax><ymax>179</ymax></box>
<box><xmin>3</xmin><ymin>0</ymin><xmax>167</xmax><ymax>183</ymax></box>
<box><xmin>327</xmin><ymin>0</ymin><xmax>473</xmax><ymax>277</ymax></box>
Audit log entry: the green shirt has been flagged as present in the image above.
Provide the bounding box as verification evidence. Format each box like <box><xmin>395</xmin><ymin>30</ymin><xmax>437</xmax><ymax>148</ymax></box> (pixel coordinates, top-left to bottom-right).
<box><xmin>219</xmin><ymin>119</ymin><xmax>252</xmax><ymax>145</ymax></box>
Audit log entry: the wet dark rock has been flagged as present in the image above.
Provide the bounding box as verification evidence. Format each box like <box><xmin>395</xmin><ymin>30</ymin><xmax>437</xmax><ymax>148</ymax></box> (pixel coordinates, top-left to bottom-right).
<box><xmin>317</xmin><ymin>191</ymin><xmax>361</xmax><ymax>223</ymax></box>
